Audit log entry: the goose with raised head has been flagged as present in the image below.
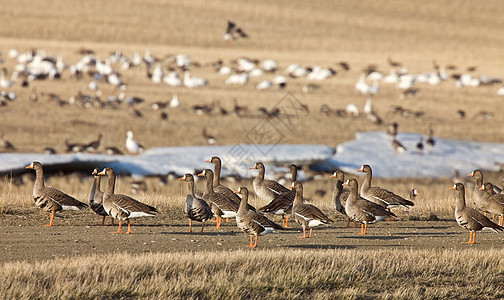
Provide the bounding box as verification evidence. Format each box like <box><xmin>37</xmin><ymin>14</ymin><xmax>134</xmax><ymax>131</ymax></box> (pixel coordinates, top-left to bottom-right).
<box><xmin>179</xmin><ymin>173</ymin><xmax>213</xmax><ymax>233</ymax></box>
<box><xmin>258</xmin><ymin>164</ymin><xmax>297</xmax><ymax>228</ymax></box>
<box><xmin>234</xmin><ymin>187</ymin><xmax>283</xmax><ymax>248</ymax></box>
<box><xmin>450</xmin><ymin>183</ymin><xmax>503</xmax><ymax>244</ymax></box>
<box><xmin>343</xmin><ymin>178</ymin><xmax>395</xmax><ymax>234</ymax></box>
<box><xmin>330</xmin><ymin>170</ymin><xmax>357</xmax><ymax>228</ymax></box>
<box><xmin>357</xmin><ymin>164</ymin><xmax>414</xmax><ymax>209</ymax></box>
<box><xmin>251</xmin><ymin>162</ymin><xmax>290</xmax><ymax>203</ymax></box>
<box><xmin>198</xmin><ymin>169</ymin><xmax>239</xmax><ymax>228</ymax></box>
<box><xmin>479</xmin><ymin>182</ymin><xmax>504</xmax><ymax>226</ymax></box>
<box><xmin>290</xmin><ymin>181</ymin><xmax>333</xmax><ymax>238</ymax></box>
<box><xmin>125</xmin><ymin>130</ymin><xmax>144</xmax><ymax>155</ymax></box>
<box><xmin>25</xmin><ymin>161</ymin><xmax>88</xmax><ymax>226</ymax></box>
<box><xmin>468</xmin><ymin>169</ymin><xmax>502</xmax><ymax>205</ymax></box>
<box><xmin>410</xmin><ymin>189</ymin><xmax>419</xmax><ymax>202</ymax></box>
<box><xmin>89</xmin><ymin>168</ymin><xmax>114</xmax><ymax>226</ymax></box>
<box><xmin>97</xmin><ymin>168</ymin><xmax>157</xmax><ymax>234</ymax></box>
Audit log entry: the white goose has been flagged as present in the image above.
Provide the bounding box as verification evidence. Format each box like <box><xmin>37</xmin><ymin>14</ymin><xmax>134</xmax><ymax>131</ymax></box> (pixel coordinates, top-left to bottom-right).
<box><xmin>125</xmin><ymin>131</ymin><xmax>144</xmax><ymax>155</ymax></box>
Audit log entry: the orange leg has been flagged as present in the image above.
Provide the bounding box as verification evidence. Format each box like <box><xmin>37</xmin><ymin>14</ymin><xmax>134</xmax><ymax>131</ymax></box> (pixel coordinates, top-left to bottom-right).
<box><xmin>283</xmin><ymin>215</ymin><xmax>292</xmax><ymax>228</ymax></box>
<box><xmin>252</xmin><ymin>235</ymin><xmax>258</xmax><ymax>247</ymax></box>
<box><xmin>307</xmin><ymin>228</ymin><xmax>313</xmax><ymax>238</ymax></box>
<box><xmin>465</xmin><ymin>231</ymin><xmax>476</xmax><ymax>244</ymax></box>
<box><xmin>44</xmin><ymin>212</ymin><xmax>55</xmax><ymax>226</ymax></box>
<box><xmin>216</xmin><ymin>217</ymin><xmax>222</xmax><ymax>229</ymax></box>
<box><xmin>358</xmin><ymin>223</ymin><xmax>368</xmax><ymax>235</ymax></box>
<box><xmin>125</xmin><ymin>220</ymin><xmax>132</xmax><ymax>234</ymax></box>
<box><xmin>298</xmin><ymin>226</ymin><xmax>308</xmax><ymax>238</ymax></box>
<box><xmin>225</xmin><ymin>218</ymin><xmax>230</xmax><ymax>223</ymax></box>
<box><xmin>187</xmin><ymin>220</ymin><xmax>193</xmax><ymax>233</ymax></box>
<box><xmin>246</xmin><ymin>235</ymin><xmax>254</xmax><ymax>247</ymax></box>
<box><xmin>492</xmin><ymin>214</ymin><xmax>496</xmax><ymax>221</ymax></box>
<box><xmin>112</xmin><ymin>220</ymin><xmax>122</xmax><ymax>233</ymax></box>
<box><xmin>499</xmin><ymin>216</ymin><xmax>503</xmax><ymax>226</ymax></box>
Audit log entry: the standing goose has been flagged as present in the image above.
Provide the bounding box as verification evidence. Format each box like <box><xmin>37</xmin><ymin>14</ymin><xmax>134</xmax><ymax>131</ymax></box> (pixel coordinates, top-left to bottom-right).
<box><xmin>89</xmin><ymin>168</ymin><xmax>114</xmax><ymax>226</ymax></box>
<box><xmin>125</xmin><ymin>130</ymin><xmax>144</xmax><ymax>155</ymax></box>
<box><xmin>290</xmin><ymin>181</ymin><xmax>333</xmax><ymax>238</ymax></box>
<box><xmin>251</xmin><ymin>162</ymin><xmax>290</xmax><ymax>202</ymax></box>
<box><xmin>450</xmin><ymin>183</ymin><xmax>503</xmax><ymax>244</ymax></box>
<box><xmin>343</xmin><ymin>178</ymin><xmax>396</xmax><ymax>235</ymax></box>
<box><xmin>179</xmin><ymin>173</ymin><xmax>213</xmax><ymax>233</ymax></box>
<box><xmin>26</xmin><ymin>161</ymin><xmax>88</xmax><ymax>226</ymax></box>
<box><xmin>234</xmin><ymin>187</ymin><xmax>284</xmax><ymax>248</ymax></box>
<box><xmin>97</xmin><ymin>168</ymin><xmax>157</xmax><ymax>234</ymax></box>
<box><xmin>357</xmin><ymin>164</ymin><xmax>414</xmax><ymax>209</ymax></box>
<box><xmin>258</xmin><ymin>164</ymin><xmax>297</xmax><ymax>228</ymax></box>
<box><xmin>468</xmin><ymin>169</ymin><xmax>502</xmax><ymax>204</ymax></box>
<box><xmin>479</xmin><ymin>182</ymin><xmax>504</xmax><ymax>226</ymax></box>
<box><xmin>198</xmin><ymin>169</ymin><xmax>239</xmax><ymax>229</ymax></box>
<box><xmin>330</xmin><ymin>170</ymin><xmax>356</xmax><ymax>228</ymax></box>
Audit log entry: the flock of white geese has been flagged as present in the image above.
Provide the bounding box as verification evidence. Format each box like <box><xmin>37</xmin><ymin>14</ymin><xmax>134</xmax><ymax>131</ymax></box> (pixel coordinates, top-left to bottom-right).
<box><xmin>25</xmin><ymin>156</ymin><xmax>504</xmax><ymax>247</ymax></box>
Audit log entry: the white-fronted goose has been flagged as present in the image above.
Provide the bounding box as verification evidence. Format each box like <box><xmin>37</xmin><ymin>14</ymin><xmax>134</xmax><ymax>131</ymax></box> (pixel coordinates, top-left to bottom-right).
<box><xmin>357</xmin><ymin>164</ymin><xmax>414</xmax><ymax>209</ymax></box>
<box><xmin>290</xmin><ymin>181</ymin><xmax>333</xmax><ymax>238</ymax></box>
<box><xmin>97</xmin><ymin>168</ymin><xmax>157</xmax><ymax>234</ymax></box>
<box><xmin>198</xmin><ymin>169</ymin><xmax>239</xmax><ymax>228</ymax></box>
<box><xmin>179</xmin><ymin>173</ymin><xmax>213</xmax><ymax>233</ymax></box>
<box><xmin>330</xmin><ymin>170</ymin><xmax>357</xmax><ymax>228</ymax></box>
<box><xmin>258</xmin><ymin>164</ymin><xmax>297</xmax><ymax>228</ymax></box>
<box><xmin>410</xmin><ymin>189</ymin><xmax>419</xmax><ymax>202</ymax></box>
<box><xmin>125</xmin><ymin>130</ymin><xmax>144</xmax><ymax>155</ymax></box>
<box><xmin>89</xmin><ymin>168</ymin><xmax>114</xmax><ymax>226</ymax></box>
<box><xmin>468</xmin><ymin>169</ymin><xmax>502</xmax><ymax>205</ymax></box>
<box><xmin>0</xmin><ymin>131</ymin><xmax>16</xmax><ymax>152</ymax></box>
<box><xmin>251</xmin><ymin>162</ymin><xmax>290</xmax><ymax>203</ymax></box>
<box><xmin>84</xmin><ymin>134</ymin><xmax>102</xmax><ymax>153</ymax></box>
<box><xmin>391</xmin><ymin>138</ymin><xmax>407</xmax><ymax>155</ymax></box>
<box><xmin>343</xmin><ymin>178</ymin><xmax>396</xmax><ymax>234</ymax></box>
<box><xmin>479</xmin><ymin>182</ymin><xmax>504</xmax><ymax>226</ymax></box>
<box><xmin>234</xmin><ymin>187</ymin><xmax>283</xmax><ymax>247</ymax></box>
<box><xmin>26</xmin><ymin>161</ymin><xmax>88</xmax><ymax>226</ymax></box>
<box><xmin>450</xmin><ymin>183</ymin><xmax>503</xmax><ymax>244</ymax></box>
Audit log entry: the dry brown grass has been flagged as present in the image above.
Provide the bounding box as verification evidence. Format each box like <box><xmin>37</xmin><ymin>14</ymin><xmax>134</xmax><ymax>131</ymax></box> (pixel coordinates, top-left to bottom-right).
<box><xmin>1</xmin><ymin>248</ymin><xmax>503</xmax><ymax>299</ymax></box>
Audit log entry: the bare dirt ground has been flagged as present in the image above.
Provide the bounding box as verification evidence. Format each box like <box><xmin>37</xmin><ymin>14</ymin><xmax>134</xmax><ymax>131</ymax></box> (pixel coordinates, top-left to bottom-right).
<box><xmin>2</xmin><ymin>208</ymin><xmax>503</xmax><ymax>264</ymax></box>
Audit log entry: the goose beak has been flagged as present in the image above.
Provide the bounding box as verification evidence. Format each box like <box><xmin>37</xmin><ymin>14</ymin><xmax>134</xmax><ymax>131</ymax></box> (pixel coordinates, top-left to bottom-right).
<box><xmin>479</xmin><ymin>185</ymin><xmax>485</xmax><ymax>191</ymax></box>
<box><xmin>449</xmin><ymin>185</ymin><xmax>456</xmax><ymax>190</ymax></box>
<box><xmin>178</xmin><ymin>176</ymin><xmax>185</xmax><ymax>181</ymax></box>
<box><xmin>330</xmin><ymin>173</ymin><xmax>336</xmax><ymax>178</ymax></box>
<box><xmin>356</xmin><ymin>167</ymin><xmax>363</xmax><ymax>172</ymax></box>
<box><xmin>92</xmin><ymin>169</ymin><xmax>98</xmax><ymax>175</ymax></box>
<box><xmin>197</xmin><ymin>171</ymin><xmax>204</xmax><ymax>177</ymax></box>
<box><xmin>204</xmin><ymin>159</ymin><xmax>211</xmax><ymax>163</ymax></box>
<box><xmin>343</xmin><ymin>180</ymin><xmax>350</xmax><ymax>186</ymax></box>
<box><xmin>97</xmin><ymin>169</ymin><xmax>106</xmax><ymax>176</ymax></box>
<box><xmin>249</xmin><ymin>166</ymin><xmax>256</xmax><ymax>169</ymax></box>
<box><xmin>467</xmin><ymin>173</ymin><xmax>474</xmax><ymax>177</ymax></box>
<box><xmin>234</xmin><ymin>189</ymin><xmax>239</xmax><ymax>193</ymax></box>
<box><xmin>25</xmin><ymin>164</ymin><xmax>33</xmax><ymax>169</ymax></box>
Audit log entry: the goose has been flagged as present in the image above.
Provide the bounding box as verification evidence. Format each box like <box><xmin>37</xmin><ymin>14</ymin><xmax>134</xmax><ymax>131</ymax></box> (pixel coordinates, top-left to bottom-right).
<box><xmin>343</xmin><ymin>178</ymin><xmax>395</xmax><ymax>234</ymax></box>
<box><xmin>251</xmin><ymin>162</ymin><xmax>290</xmax><ymax>203</ymax></box>
<box><xmin>169</xmin><ymin>93</ymin><xmax>180</xmax><ymax>108</ymax></box>
<box><xmin>386</xmin><ymin>122</ymin><xmax>398</xmax><ymax>138</ymax></box>
<box><xmin>179</xmin><ymin>173</ymin><xmax>213</xmax><ymax>233</ymax></box>
<box><xmin>289</xmin><ymin>181</ymin><xmax>333</xmax><ymax>238</ymax></box>
<box><xmin>183</xmin><ymin>71</ymin><xmax>208</xmax><ymax>88</ymax></box>
<box><xmin>0</xmin><ymin>131</ymin><xmax>16</xmax><ymax>152</ymax></box>
<box><xmin>202</xmin><ymin>127</ymin><xmax>216</xmax><ymax>145</ymax></box>
<box><xmin>330</xmin><ymin>170</ymin><xmax>357</xmax><ymax>228</ymax></box>
<box><xmin>258</xmin><ymin>164</ymin><xmax>297</xmax><ymax>228</ymax></box>
<box><xmin>125</xmin><ymin>131</ymin><xmax>144</xmax><ymax>155</ymax></box>
<box><xmin>410</xmin><ymin>189</ymin><xmax>419</xmax><ymax>202</ymax></box>
<box><xmin>163</xmin><ymin>70</ymin><xmax>182</xmax><ymax>86</ymax></box>
<box><xmin>25</xmin><ymin>161</ymin><xmax>88</xmax><ymax>226</ymax></box>
<box><xmin>450</xmin><ymin>183</ymin><xmax>504</xmax><ymax>244</ymax></box>
<box><xmin>84</xmin><ymin>134</ymin><xmax>102</xmax><ymax>153</ymax></box>
<box><xmin>198</xmin><ymin>169</ymin><xmax>239</xmax><ymax>228</ymax></box>
<box><xmin>391</xmin><ymin>139</ymin><xmax>407</xmax><ymax>155</ymax></box>
<box><xmin>89</xmin><ymin>168</ymin><xmax>114</xmax><ymax>226</ymax></box>
<box><xmin>357</xmin><ymin>164</ymin><xmax>414</xmax><ymax>209</ymax></box>
<box><xmin>234</xmin><ymin>187</ymin><xmax>283</xmax><ymax>248</ymax></box>
<box><xmin>223</xmin><ymin>20</ymin><xmax>248</xmax><ymax>46</ymax></box>
<box><xmin>97</xmin><ymin>168</ymin><xmax>157</xmax><ymax>234</ymax></box>
<box><xmin>468</xmin><ymin>170</ymin><xmax>502</xmax><ymax>209</ymax></box>
<box><xmin>479</xmin><ymin>182</ymin><xmax>504</xmax><ymax>225</ymax></box>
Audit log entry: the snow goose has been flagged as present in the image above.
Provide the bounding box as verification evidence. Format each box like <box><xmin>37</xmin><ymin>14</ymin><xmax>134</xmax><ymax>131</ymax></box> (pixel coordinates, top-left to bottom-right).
<box><xmin>225</xmin><ymin>72</ymin><xmax>248</xmax><ymax>85</ymax></box>
<box><xmin>262</xmin><ymin>59</ymin><xmax>278</xmax><ymax>72</ymax></box>
<box><xmin>0</xmin><ymin>68</ymin><xmax>13</xmax><ymax>88</ymax></box>
<box><xmin>343</xmin><ymin>178</ymin><xmax>395</xmax><ymax>234</ymax></box>
<box><xmin>125</xmin><ymin>131</ymin><xmax>144</xmax><ymax>155</ymax></box>
<box><xmin>89</xmin><ymin>169</ymin><xmax>114</xmax><ymax>226</ymax></box>
<box><xmin>258</xmin><ymin>164</ymin><xmax>297</xmax><ymax>228</ymax></box>
<box><xmin>26</xmin><ymin>161</ymin><xmax>88</xmax><ymax>226</ymax></box>
<box><xmin>357</xmin><ymin>164</ymin><xmax>414</xmax><ymax>208</ymax></box>
<box><xmin>250</xmin><ymin>162</ymin><xmax>290</xmax><ymax>202</ymax></box>
<box><xmin>150</xmin><ymin>62</ymin><xmax>164</xmax><ymax>83</ymax></box>
<box><xmin>183</xmin><ymin>71</ymin><xmax>208</xmax><ymax>88</ymax></box>
<box><xmin>256</xmin><ymin>80</ymin><xmax>273</xmax><ymax>91</ymax></box>
<box><xmin>223</xmin><ymin>20</ymin><xmax>248</xmax><ymax>46</ymax></box>
<box><xmin>479</xmin><ymin>182</ymin><xmax>504</xmax><ymax>226</ymax></box>
<box><xmin>97</xmin><ymin>168</ymin><xmax>157</xmax><ymax>234</ymax></box>
<box><xmin>179</xmin><ymin>173</ymin><xmax>213</xmax><ymax>233</ymax></box>
<box><xmin>290</xmin><ymin>181</ymin><xmax>333</xmax><ymax>238</ymax></box>
<box><xmin>450</xmin><ymin>183</ymin><xmax>503</xmax><ymax>244</ymax></box>
<box><xmin>234</xmin><ymin>187</ymin><xmax>283</xmax><ymax>247</ymax></box>
<box><xmin>163</xmin><ymin>69</ymin><xmax>182</xmax><ymax>86</ymax></box>
<box><xmin>198</xmin><ymin>169</ymin><xmax>239</xmax><ymax>228</ymax></box>
<box><xmin>169</xmin><ymin>93</ymin><xmax>180</xmax><ymax>108</ymax></box>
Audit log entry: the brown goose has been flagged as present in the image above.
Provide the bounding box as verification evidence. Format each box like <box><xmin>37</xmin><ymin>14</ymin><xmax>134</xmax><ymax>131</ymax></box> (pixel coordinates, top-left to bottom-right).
<box><xmin>179</xmin><ymin>173</ymin><xmax>213</xmax><ymax>233</ymax></box>
<box><xmin>0</xmin><ymin>131</ymin><xmax>16</xmax><ymax>152</ymax></box>
<box><xmin>258</xmin><ymin>164</ymin><xmax>297</xmax><ymax>228</ymax></box>
<box><xmin>97</xmin><ymin>168</ymin><xmax>157</xmax><ymax>234</ymax></box>
<box><xmin>89</xmin><ymin>168</ymin><xmax>114</xmax><ymax>226</ymax></box>
<box><xmin>25</xmin><ymin>161</ymin><xmax>88</xmax><ymax>226</ymax></box>
<box><xmin>450</xmin><ymin>183</ymin><xmax>503</xmax><ymax>244</ymax></box>
<box><xmin>468</xmin><ymin>169</ymin><xmax>502</xmax><ymax>205</ymax></box>
<box><xmin>343</xmin><ymin>178</ymin><xmax>396</xmax><ymax>234</ymax></box>
<box><xmin>205</xmin><ymin>156</ymin><xmax>256</xmax><ymax>214</ymax></box>
<box><xmin>234</xmin><ymin>187</ymin><xmax>284</xmax><ymax>247</ymax></box>
<box><xmin>479</xmin><ymin>182</ymin><xmax>504</xmax><ymax>226</ymax></box>
<box><xmin>289</xmin><ymin>181</ymin><xmax>333</xmax><ymax>238</ymax></box>
<box><xmin>330</xmin><ymin>170</ymin><xmax>356</xmax><ymax>228</ymax></box>
<box><xmin>251</xmin><ymin>162</ymin><xmax>290</xmax><ymax>202</ymax></box>
<box><xmin>410</xmin><ymin>189</ymin><xmax>419</xmax><ymax>202</ymax></box>
<box><xmin>357</xmin><ymin>164</ymin><xmax>414</xmax><ymax>209</ymax></box>
<box><xmin>198</xmin><ymin>169</ymin><xmax>239</xmax><ymax>229</ymax></box>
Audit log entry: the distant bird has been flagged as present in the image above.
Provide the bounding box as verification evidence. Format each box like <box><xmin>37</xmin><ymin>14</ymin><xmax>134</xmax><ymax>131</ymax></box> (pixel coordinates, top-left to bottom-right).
<box><xmin>105</xmin><ymin>146</ymin><xmax>123</xmax><ymax>155</ymax></box>
<box><xmin>202</xmin><ymin>127</ymin><xmax>216</xmax><ymax>145</ymax></box>
<box><xmin>457</xmin><ymin>109</ymin><xmax>466</xmax><ymax>119</ymax></box>
<box><xmin>223</xmin><ymin>20</ymin><xmax>248</xmax><ymax>47</ymax></box>
<box><xmin>392</xmin><ymin>138</ymin><xmax>407</xmax><ymax>155</ymax></box>
<box><xmin>179</xmin><ymin>173</ymin><xmax>213</xmax><ymax>233</ymax></box>
<box><xmin>425</xmin><ymin>123</ymin><xmax>435</xmax><ymax>154</ymax></box>
<box><xmin>410</xmin><ymin>189</ymin><xmax>419</xmax><ymax>202</ymax></box>
<box><xmin>386</xmin><ymin>122</ymin><xmax>398</xmax><ymax>139</ymax></box>
<box><xmin>416</xmin><ymin>137</ymin><xmax>424</xmax><ymax>153</ymax></box>
<box><xmin>387</xmin><ymin>56</ymin><xmax>402</xmax><ymax>68</ymax></box>
<box><xmin>26</xmin><ymin>161</ymin><xmax>88</xmax><ymax>226</ymax></box>
<box><xmin>0</xmin><ymin>131</ymin><xmax>16</xmax><ymax>152</ymax></box>
<box><xmin>84</xmin><ymin>134</ymin><xmax>102</xmax><ymax>153</ymax></box>
<box><xmin>97</xmin><ymin>167</ymin><xmax>157</xmax><ymax>234</ymax></box>
<box><xmin>125</xmin><ymin>131</ymin><xmax>144</xmax><ymax>155</ymax></box>
<box><xmin>169</xmin><ymin>93</ymin><xmax>180</xmax><ymax>108</ymax></box>
<box><xmin>450</xmin><ymin>183</ymin><xmax>503</xmax><ymax>244</ymax></box>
